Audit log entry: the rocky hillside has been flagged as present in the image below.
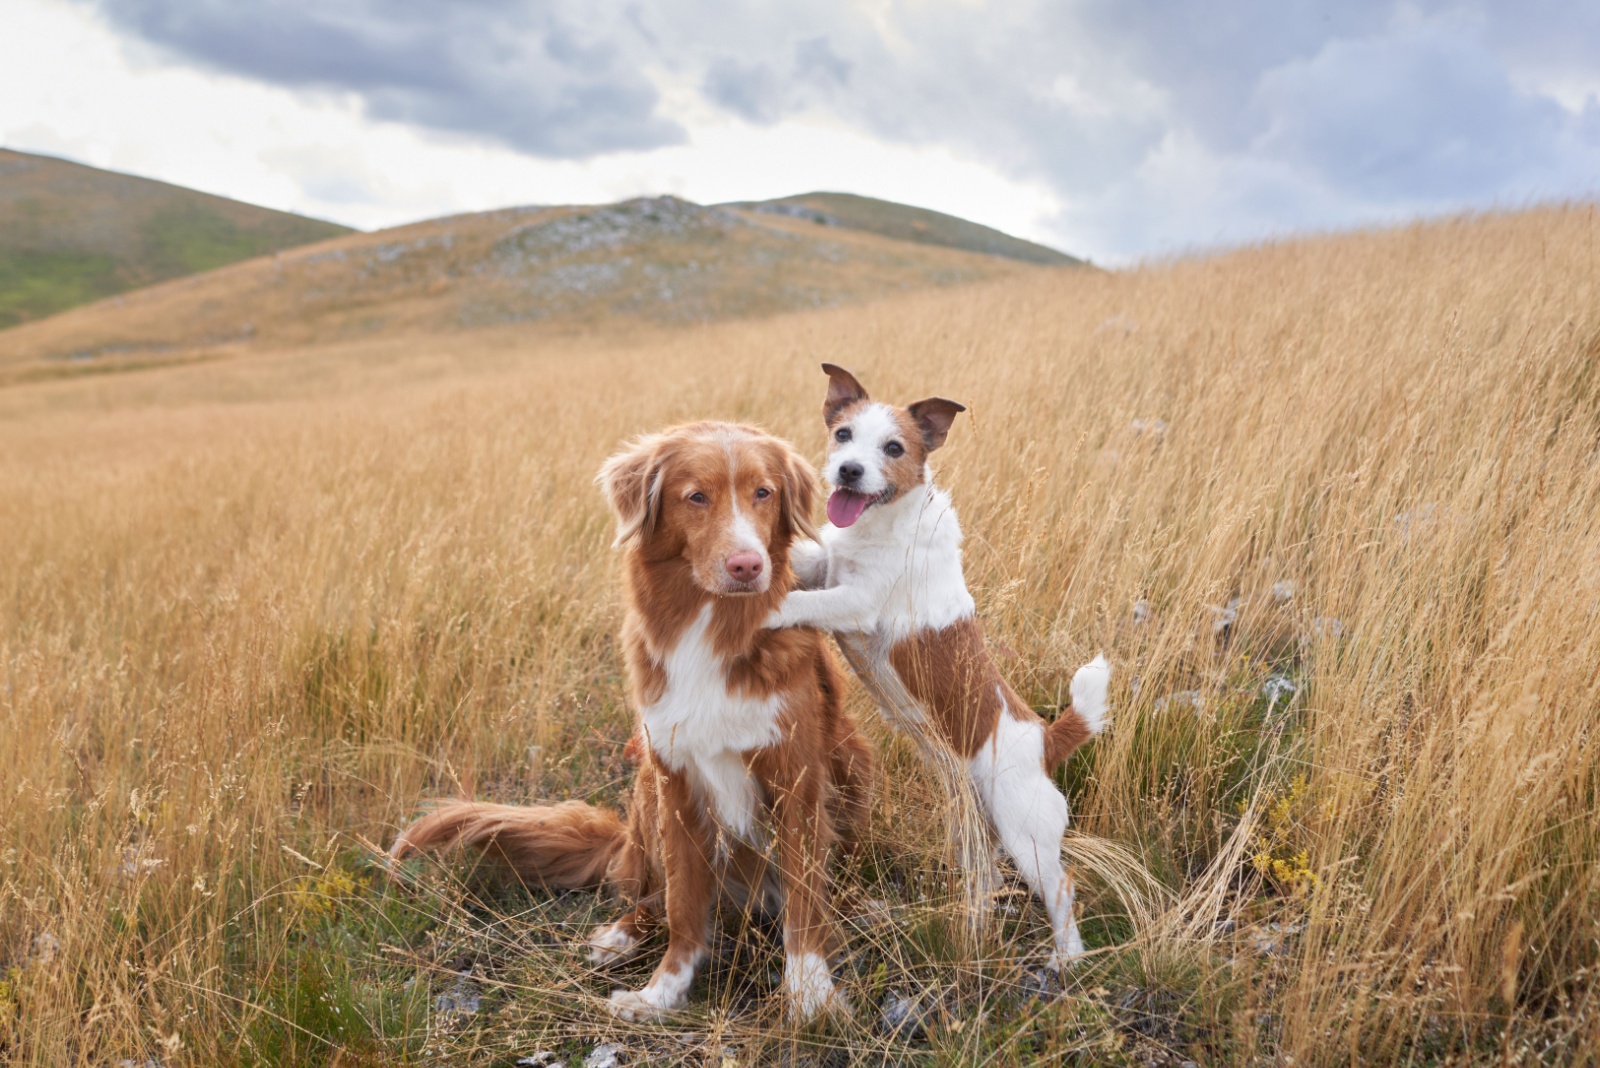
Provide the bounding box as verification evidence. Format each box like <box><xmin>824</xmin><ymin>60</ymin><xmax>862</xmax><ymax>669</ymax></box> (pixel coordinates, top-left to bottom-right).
<box><xmin>0</xmin><ymin>195</ymin><xmax>1045</xmax><ymax>374</ymax></box>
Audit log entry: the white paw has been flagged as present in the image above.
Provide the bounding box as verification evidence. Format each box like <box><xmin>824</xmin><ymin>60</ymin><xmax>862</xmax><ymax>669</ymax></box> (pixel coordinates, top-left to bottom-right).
<box><xmin>785</xmin><ymin>951</ymin><xmax>848</xmax><ymax>1022</ymax></box>
<box><xmin>608</xmin><ymin>987</ymin><xmax>679</xmax><ymax>1022</ymax></box>
<box><xmin>763</xmin><ymin>608</ymin><xmax>789</xmax><ymax>630</ymax></box>
<box><xmin>608</xmin><ymin>953</ymin><xmax>700</xmax><ymax>1020</ymax></box>
<box><xmin>586</xmin><ymin>922</ymin><xmax>640</xmax><ymax>966</ymax></box>
<box><xmin>1047</xmin><ymin>926</ymin><xmax>1087</xmax><ymax>971</ymax></box>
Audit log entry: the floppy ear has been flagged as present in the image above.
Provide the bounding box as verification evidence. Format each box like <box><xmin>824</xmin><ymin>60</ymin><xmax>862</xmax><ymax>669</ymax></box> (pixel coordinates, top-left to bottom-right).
<box><xmin>597</xmin><ymin>435</ymin><xmax>666</xmax><ymax>547</ymax></box>
<box><xmin>821</xmin><ymin>363</ymin><xmax>869</xmax><ymax>425</ymax></box>
<box><xmin>905</xmin><ymin>397</ymin><xmax>967</xmax><ymax>451</ymax></box>
<box><xmin>777</xmin><ymin>442</ymin><xmax>820</xmax><ymax>543</ymax></box>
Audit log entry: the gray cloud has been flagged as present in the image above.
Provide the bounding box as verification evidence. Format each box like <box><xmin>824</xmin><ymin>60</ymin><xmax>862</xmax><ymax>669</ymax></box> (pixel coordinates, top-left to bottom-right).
<box><xmin>794</xmin><ymin>36</ymin><xmax>851</xmax><ymax>88</ymax></box>
<box><xmin>702</xmin><ymin>57</ymin><xmax>786</xmax><ymax>124</ymax></box>
<box><xmin>1250</xmin><ymin>24</ymin><xmax>1567</xmax><ymax>201</ymax></box>
<box><xmin>78</xmin><ymin>0</ymin><xmax>1600</xmax><ymax>260</ymax></box>
<box><xmin>86</xmin><ymin>0</ymin><xmax>683</xmax><ymax>157</ymax></box>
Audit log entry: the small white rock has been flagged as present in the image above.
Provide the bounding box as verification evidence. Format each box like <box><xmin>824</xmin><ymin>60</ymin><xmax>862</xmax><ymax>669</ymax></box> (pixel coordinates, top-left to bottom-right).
<box><xmin>1154</xmin><ymin>690</ymin><xmax>1205</xmax><ymax>713</ymax></box>
<box><xmin>1261</xmin><ymin>676</ymin><xmax>1299</xmax><ymax>704</ymax></box>
<box><xmin>516</xmin><ymin>1053</ymin><xmax>560</xmax><ymax>1068</ymax></box>
<box><xmin>1309</xmin><ymin>617</ymin><xmax>1345</xmax><ymax>640</ymax></box>
<box><xmin>433</xmin><ymin>975</ymin><xmax>481</xmax><ymax>1017</ymax></box>
<box><xmin>584</xmin><ymin>1044</ymin><xmax>623</xmax><ymax>1068</ymax></box>
<box><xmin>32</xmin><ymin>931</ymin><xmax>61</xmax><ymax>964</ymax></box>
<box><xmin>1271</xmin><ymin>580</ymin><xmax>1294</xmax><ymax>604</ymax></box>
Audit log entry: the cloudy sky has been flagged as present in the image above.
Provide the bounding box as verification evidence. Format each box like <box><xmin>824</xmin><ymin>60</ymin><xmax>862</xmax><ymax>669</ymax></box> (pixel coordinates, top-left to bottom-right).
<box><xmin>4</xmin><ymin>0</ymin><xmax>1598</xmax><ymax>263</ymax></box>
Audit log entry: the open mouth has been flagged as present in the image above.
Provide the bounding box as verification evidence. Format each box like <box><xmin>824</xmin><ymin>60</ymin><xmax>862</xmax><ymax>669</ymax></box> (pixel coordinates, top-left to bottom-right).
<box><xmin>827</xmin><ymin>487</ymin><xmax>891</xmax><ymax>528</ymax></box>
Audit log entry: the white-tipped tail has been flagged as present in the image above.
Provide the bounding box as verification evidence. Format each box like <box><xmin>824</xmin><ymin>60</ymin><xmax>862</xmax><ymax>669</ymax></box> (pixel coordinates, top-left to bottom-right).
<box><xmin>1069</xmin><ymin>654</ymin><xmax>1111</xmax><ymax>736</ymax></box>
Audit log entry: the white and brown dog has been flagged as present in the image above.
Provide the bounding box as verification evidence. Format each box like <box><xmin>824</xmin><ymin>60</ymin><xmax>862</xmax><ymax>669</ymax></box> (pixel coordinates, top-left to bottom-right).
<box><xmin>766</xmin><ymin>365</ymin><xmax>1110</xmax><ymax>968</ymax></box>
<box><xmin>393</xmin><ymin>422</ymin><xmax>873</xmax><ymax>1021</ymax></box>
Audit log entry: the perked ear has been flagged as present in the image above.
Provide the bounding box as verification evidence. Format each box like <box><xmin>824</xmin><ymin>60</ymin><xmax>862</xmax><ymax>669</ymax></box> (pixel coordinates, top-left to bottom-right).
<box><xmin>777</xmin><ymin>442</ymin><xmax>820</xmax><ymax>543</ymax></box>
<box><xmin>821</xmin><ymin>363</ymin><xmax>869</xmax><ymax>425</ymax></box>
<box><xmin>906</xmin><ymin>397</ymin><xmax>967</xmax><ymax>451</ymax></box>
<box><xmin>597</xmin><ymin>435</ymin><xmax>666</xmax><ymax>547</ymax></box>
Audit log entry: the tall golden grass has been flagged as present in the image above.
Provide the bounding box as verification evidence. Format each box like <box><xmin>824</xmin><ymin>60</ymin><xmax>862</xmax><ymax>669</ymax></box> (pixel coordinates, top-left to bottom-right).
<box><xmin>2</xmin><ymin>204</ymin><xmax>1598</xmax><ymax>1065</ymax></box>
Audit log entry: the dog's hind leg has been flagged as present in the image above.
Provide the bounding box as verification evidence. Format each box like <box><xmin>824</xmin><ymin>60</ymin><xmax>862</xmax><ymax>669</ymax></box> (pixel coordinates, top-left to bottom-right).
<box><xmin>828</xmin><ymin>721</ymin><xmax>875</xmax><ymax>852</ymax></box>
<box><xmin>971</xmin><ymin>700</ymin><xmax>1084</xmax><ymax>970</ymax></box>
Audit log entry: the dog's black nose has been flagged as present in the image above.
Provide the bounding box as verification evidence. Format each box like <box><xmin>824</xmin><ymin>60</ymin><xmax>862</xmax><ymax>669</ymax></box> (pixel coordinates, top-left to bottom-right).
<box><xmin>838</xmin><ymin>461</ymin><xmax>864</xmax><ymax>484</ymax></box>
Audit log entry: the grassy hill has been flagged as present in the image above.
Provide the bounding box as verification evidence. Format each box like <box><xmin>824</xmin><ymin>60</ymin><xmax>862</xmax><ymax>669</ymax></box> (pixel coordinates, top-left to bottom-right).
<box><xmin>0</xmin><ymin>148</ymin><xmax>351</xmax><ymax>329</ymax></box>
<box><xmin>731</xmin><ymin>191</ymin><xmax>1084</xmax><ymax>266</ymax></box>
<box><xmin>0</xmin><ymin>194</ymin><xmax>1043</xmax><ymax>377</ymax></box>
<box><xmin>2</xmin><ymin>205</ymin><xmax>1598</xmax><ymax>1064</ymax></box>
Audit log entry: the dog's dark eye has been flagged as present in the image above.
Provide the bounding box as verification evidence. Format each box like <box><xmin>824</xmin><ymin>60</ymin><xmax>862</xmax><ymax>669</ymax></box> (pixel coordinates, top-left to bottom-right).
<box><xmin>754</xmin><ymin>487</ymin><xmax>772</xmax><ymax>500</ymax></box>
<box><xmin>884</xmin><ymin>441</ymin><xmax>905</xmax><ymax>458</ymax></box>
<box><xmin>688</xmin><ymin>491</ymin><xmax>708</xmax><ymax>505</ymax></box>
<box><xmin>835</xmin><ymin>427</ymin><xmax>852</xmax><ymax>443</ymax></box>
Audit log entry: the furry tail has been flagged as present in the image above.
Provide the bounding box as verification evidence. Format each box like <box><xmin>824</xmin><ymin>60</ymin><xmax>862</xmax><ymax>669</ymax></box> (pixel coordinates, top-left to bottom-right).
<box><xmin>389</xmin><ymin>800</ymin><xmax>624</xmax><ymax>890</ymax></box>
<box><xmin>1043</xmin><ymin>655</ymin><xmax>1112</xmax><ymax>770</ymax></box>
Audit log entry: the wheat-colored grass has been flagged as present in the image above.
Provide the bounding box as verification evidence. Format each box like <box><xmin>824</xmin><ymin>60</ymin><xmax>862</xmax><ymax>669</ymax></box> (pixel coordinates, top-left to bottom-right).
<box><xmin>2</xmin><ymin>204</ymin><xmax>1598</xmax><ymax>1066</ymax></box>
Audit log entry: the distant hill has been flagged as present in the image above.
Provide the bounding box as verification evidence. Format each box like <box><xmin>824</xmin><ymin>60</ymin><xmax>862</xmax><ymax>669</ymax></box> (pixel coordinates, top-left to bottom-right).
<box><xmin>0</xmin><ymin>148</ymin><xmax>351</xmax><ymax>329</ymax></box>
<box><xmin>0</xmin><ymin>195</ymin><xmax>1050</xmax><ymax>375</ymax></box>
<box><xmin>730</xmin><ymin>192</ymin><xmax>1083</xmax><ymax>267</ymax></box>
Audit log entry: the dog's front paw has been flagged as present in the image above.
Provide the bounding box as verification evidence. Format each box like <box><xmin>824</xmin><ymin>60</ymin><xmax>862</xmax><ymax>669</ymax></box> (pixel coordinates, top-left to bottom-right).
<box><xmin>763</xmin><ymin>607</ymin><xmax>790</xmax><ymax>630</ymax></box>
<box><xmin>607</xmin><ymin>951</ymin><xmax>701</xmax><ymax>1020</ymax></box>
<box><xmin>608</xmin><ymin>983</ymin><xmax>686</xmax><ymax>1022</ymax></box>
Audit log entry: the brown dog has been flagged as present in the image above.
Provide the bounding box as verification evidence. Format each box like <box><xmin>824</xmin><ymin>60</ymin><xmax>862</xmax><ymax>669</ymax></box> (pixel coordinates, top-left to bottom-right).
<box><xmin>392</xmin><ymin>421</ymin><xmax>873</xmax><ymax>1021</ymax></box>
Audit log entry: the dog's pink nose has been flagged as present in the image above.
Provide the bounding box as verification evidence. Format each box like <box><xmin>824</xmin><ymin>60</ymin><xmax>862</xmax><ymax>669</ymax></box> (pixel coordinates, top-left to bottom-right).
<box><xmin>725</xmin><ymin>551</ymin><xmax>764</xmax><ymax>583</ymax></box>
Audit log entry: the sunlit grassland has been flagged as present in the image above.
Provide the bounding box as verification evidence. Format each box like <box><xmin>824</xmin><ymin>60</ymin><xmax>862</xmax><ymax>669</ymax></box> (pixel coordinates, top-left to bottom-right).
<box><xmin>2</xmin><ymin>204</ymin><xmax>1599</xmax><ymax>1065</ymax></box>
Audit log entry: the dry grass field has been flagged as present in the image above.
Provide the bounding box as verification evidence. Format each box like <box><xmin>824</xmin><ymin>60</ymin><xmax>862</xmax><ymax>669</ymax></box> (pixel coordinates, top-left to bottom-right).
<box><xmin>2</xmin><ymin>203</ymin><xmax>1598</xmax><ymax>1066</ymax></box>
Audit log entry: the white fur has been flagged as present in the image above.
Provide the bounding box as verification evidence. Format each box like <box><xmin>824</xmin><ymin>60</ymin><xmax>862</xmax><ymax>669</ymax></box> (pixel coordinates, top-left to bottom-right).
<box><xmin>641</xmin><ymin>605</ymin><xmax>782</xmax><ymax>842</ymax></box>
<box><xmin>783</xmin><ymin>949</ymin><xmax>841</xmax><ymax>1021</ymax></box>
<box><xmin>971</xmin><ymin>693</ymin><xmax>1084</xmax><ymax>968</ymax></box>
<box><xmin>586</xmin><ymin>921</ymin><xmax>641</xmax><ymax>966</ymax></box>
<box><xmin>1070</xmin><ymin>655</ymin><xmax>1111</xmax><ymax>736</ymax></box>
<box><xmin>826</xmin><ymin>402</ymin><xmax>903</xmax><ymax>496</ymax></box>
<box><xmin>766</xmin><ymin>481</ymin><xmax>974</xmax><ymax>640</ymax></box>
<box><xmin>609</xmin><ymin>948</ymin><xmax>705</xmax><ymax>1020</ymax></box>
<box><xmin>726</xmin><ymin>502</ymin><xmax>771</xmax><ymax>590</ymax></box>
<box><xmin>789</xmin><ymin>537</ymin><xmax>830</xmax><ymax>589</ymax></box>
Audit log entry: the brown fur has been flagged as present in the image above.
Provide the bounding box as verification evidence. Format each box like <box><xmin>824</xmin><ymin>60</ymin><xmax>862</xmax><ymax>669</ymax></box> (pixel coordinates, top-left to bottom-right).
<box><xmin>890</xmin><ymin>620</ymin><xmax>1093</xmax><ymax>768</ymax></box>
<box><xmin>890</xmin><ymin>619</ymin><xmax>1007</xmax><ymax>758</ymax></box>
<box><xmin>391</xmin><ymin>800</ymin><xmax>625</xmax><ymax>890</ymax></box>
<box><xmin>392</xmin><ymin>421</ymin><xmax>872</xmax><ymax>1014</ymax></box>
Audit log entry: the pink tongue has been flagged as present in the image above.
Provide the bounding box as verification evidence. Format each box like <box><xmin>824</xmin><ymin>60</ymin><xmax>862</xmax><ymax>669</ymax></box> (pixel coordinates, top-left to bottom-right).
<box><xmin>827</xmin><ymin>489</ymin><xmax>872</xmax><ymax>528</ymax></box>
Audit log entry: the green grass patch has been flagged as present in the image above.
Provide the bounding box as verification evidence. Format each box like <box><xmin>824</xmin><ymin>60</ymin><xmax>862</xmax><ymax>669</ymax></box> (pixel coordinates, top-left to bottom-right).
<box><xmin>0</xmin><ymin>248</ymin><xmax>120</xmax><ymax>327</ymax></box>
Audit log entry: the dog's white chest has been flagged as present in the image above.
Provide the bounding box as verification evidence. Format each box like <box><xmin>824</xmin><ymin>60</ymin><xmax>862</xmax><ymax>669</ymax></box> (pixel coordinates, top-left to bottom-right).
<box><xmin>640</xmin><ymin>606</ymin><xmax>783</xmax><ymax>839</ymax></box>
<box><xmin>820</xmin><ymin>484</ymin><xmax>976</xmax><ymax>639</ymax></box>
